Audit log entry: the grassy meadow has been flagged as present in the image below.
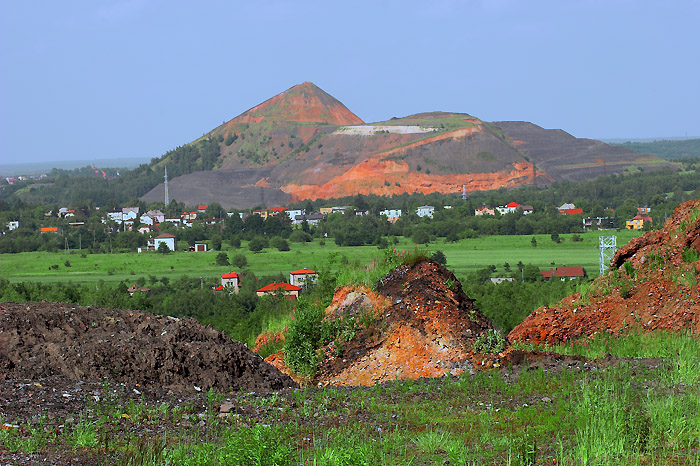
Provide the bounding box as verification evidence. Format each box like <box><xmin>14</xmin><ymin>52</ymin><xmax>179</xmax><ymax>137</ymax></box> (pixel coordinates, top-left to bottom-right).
<box><xmin>1</xmin><ymin>230</ymin><xmax>644</xmax><ymax>286</ymax></box>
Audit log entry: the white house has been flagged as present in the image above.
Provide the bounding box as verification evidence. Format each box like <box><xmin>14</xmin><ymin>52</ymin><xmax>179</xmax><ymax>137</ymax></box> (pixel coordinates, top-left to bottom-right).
<box><xmin>416</xmin><ymin>206</ymin><xmax>435</xmax><ymax>218</ymax></box>
<box><xmin>150</xmin><ymin>233</ymin><xmax>176</xmax><ymax>251</ymax></box>
<box><xmin>218</xmin><ymin>272</ymin><xmax>240</xmax><ymax>293</ymax></box>
<box><xmin>6</xmin><ymin>221</ymin><xmax>19</xmax><ymax>231</ymax></box>
<box><xmin>380</xmin><ymin>209</ymin><xmax>402</xmax><ymax>223</ymax></box>
<box><xmin>287</xmin><ymin>209</ymin><xmax>305</xmax><ymax>224</ymax></box>
<box><xmin>289</xmin><ymin>268</ymin><xmax>317</xmax><ymax>288</ymax></box>
<box><xmin>106</xmin><ymin>210</ymin><xmax>123</xmax><ymax>224</ymax></box>
<box><xmin>122</xmin><ymin>207</ymin><xmax>139</xmax><ymax>221</ymax></box>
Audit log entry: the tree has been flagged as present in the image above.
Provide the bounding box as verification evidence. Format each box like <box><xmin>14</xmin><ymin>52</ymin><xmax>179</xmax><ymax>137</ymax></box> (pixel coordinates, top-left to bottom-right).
<box><xmin>531</xmin><ymin>237</ymin><xmax>537</xmax><ymax>247</ymax></box>
<box><xmin>215</xmin><ymin>252</ymin><xmax>229</xmax><ymax>266</ymax></box>
<box><xmin>211</xmin><ymin>235</ymin><xmax>222</xmax><ymax>251</ymax></box>
<box><xmin>550</xmin><ymin>233</ymin><xmax>561</xmax><ymax>243</ymax></box>
<box><xmin>231</xmin><ymin>254</ymin><xmax>248</xmax><ymax>268</ymax></box>
<box><xmin>431</xmin><ymin>250</ymin><xmax>447</xmax><ymax>266</ymax></box>
<box><xmin>249</xmin><ymin>237</ymin><xmax>266</xmax><ymax>253</ymax></box>
<box><xmin>271</xmin><ymin>237</ymin><xmax>290</xmax><ymax>251</ymax></box>
<box><xmin>157</xmin><ymin>242</ymin><xmax>171</xmax><ymax>254</ymax></box>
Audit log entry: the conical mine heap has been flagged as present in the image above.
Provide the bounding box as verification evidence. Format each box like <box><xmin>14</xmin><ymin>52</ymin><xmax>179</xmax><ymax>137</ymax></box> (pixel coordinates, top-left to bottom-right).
<box><xmin>509</xmin><ymin>200</ymin><xmax>700</xmax><ymax>345</ymax></box>
<box><xmin>268</xmin><ymin>260</ymin><xmax>496</xmax><ymax>386</ymax></box>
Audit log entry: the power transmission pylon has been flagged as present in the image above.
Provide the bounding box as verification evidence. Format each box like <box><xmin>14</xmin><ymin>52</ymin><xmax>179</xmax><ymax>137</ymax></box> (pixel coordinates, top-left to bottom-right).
<box><xmin>599</xmin><ymin>235</ymin><xmax>617</xmax><ymax>276</ymax></box>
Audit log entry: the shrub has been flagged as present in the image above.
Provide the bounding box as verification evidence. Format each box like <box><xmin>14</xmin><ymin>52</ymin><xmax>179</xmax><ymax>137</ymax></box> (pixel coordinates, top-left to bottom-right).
<box><xmin>473</xmin><ymin>329</ymin><xmax>506</xmax><ymax>353</ymax></box>
<box><xmin>248</xmin><ymin>237</ymin><xmax>266</xmax><ymax>253</ymax></box>
<box><xmin>681</xmin><ymin>247</ymin><xmax>700</xmax><ymax>263</ymax></box>
<box><xmin>215</xmin><ymin>252</ymin><xmax>229</xmax><ymax>266</ymax></box>
<box><xmin>431</xmin><ymin>250</ymin><xmax>447</xmax><ymax>266</ymax></box>
<box><xmin>289</xmin><ymin>230</ymin><xmax>311</xmax><ymax>243</ymax></box>
<box><xmin>231</xmin><ymin>254</ymin><xmax>248</xmax><ymax>268</ymax></box>
<box><xmin>271</xmin><ymin>237</ymin><xmax>290</xmax><ymax>251</ymax></box>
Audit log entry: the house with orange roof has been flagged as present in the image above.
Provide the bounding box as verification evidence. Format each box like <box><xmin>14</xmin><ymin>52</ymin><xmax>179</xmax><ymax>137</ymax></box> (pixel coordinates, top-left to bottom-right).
<box><xmin>540</xmin><ymin>265</ymin><xmax>585</xmax><ymax>281</ymax></box>
<box><xmin>289</xmin><ymin>268</ymin><xmax>317</xmax><ymax>288</ymax></box>
<box><xmin>626</xmin><ymin>215</ymin><xmax>652</xmax><ymax>230</ymax></box>
<box><xmin>217</xmin><ymin>271</ymin><xmax>240</xmax><ymax>293</ymax></box>
<box><xmin>256</xmin><ymin>282</ymin><xmax>302</xmax><ymax>299</ymax></box>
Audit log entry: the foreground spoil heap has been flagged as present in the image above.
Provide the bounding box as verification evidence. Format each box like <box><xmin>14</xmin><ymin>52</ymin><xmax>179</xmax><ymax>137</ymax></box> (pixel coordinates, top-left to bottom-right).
<box><xmin>0</xmin><ymin>302</ymin><xmax>297</xmax><ymax>392</ymax></box>
<box><xmin>309</xmin><ymin>260</ymin><xmax>494</xmax><ymax>385</ymax></box>
<box><xmin>509</xmin><ymin>200</ymin><xmax>700</xmax><ymax>344</ymax></box>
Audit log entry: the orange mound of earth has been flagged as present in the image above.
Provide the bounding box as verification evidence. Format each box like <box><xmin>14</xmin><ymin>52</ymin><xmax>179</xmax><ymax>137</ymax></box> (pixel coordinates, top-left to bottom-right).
<box><xmin>509</xmin><ymin>200</ymin><xmax>700</xmax><ymax>345</ymax></box>
<box><xmin>264</xmin><ymin>260</ymin><xmax>497</xmax><ymax>386</ymax></box>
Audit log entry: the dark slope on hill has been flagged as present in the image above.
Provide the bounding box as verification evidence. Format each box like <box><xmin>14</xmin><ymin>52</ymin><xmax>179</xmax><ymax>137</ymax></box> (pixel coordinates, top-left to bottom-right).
<box><xmin>494</xmin><ymin>121</ymin><xmax>676</xmax><ymax>180</ymax></box>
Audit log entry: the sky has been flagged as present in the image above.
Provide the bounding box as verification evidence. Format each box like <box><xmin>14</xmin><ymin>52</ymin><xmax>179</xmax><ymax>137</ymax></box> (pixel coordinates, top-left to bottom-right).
<box><xmin>1</xmin><ymin>0</ymin><xmax>699</xmax><ymax>165</ymax></box>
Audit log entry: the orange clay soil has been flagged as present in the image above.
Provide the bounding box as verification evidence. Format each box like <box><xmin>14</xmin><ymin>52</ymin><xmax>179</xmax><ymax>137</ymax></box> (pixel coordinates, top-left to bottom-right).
<box><xmin>282</xmin><ymin>161</ymin><xmax>540</xmax><ymax>201</ymax></box>
<box><xmin>509</xmin><ymin>200</ymin><xmax>700</xmax><ymax>345</ymax></box>
<box><xmin>265</xmin><ymin>260</ymin><xmax>499</xmax><ymax>386</ymax></box>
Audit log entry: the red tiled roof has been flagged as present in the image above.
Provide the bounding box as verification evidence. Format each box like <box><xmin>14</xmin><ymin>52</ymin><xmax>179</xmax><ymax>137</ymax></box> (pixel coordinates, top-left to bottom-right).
<box><xmin>560</xmin><ymin>208</ymin><xmax>583</xmax><ymax>215</ymax></box>
<box><xmin>214</xmin><ymin>285</ymin><xmax>224</xmax><ymax>291</ymax></box>
<box><xmin>632</xmin><ymin>215</ymin><xmax>653</xmax><ymax>223</ymax></box>
<box><xmin>540</xmin><ymin>266</ymin><xmax>584</xmax><ymax>278</ymax></box>
<box><xmin>197</xmin><ymin>204</ymin><xmax>208</xmax><ymax>210</ymax></box>
<box><xmin>40</xmin><ymin>227</ymin><xmax>58</xmax><ymax>232</ymax></box>
<box><xmin>257</xmin><ymin>282</ymin><xmax>302</xmax><ymax>292</ymax></box>
<box><xmin>506</xmin><ymin>202</ymin><xmax>519</xmax><ymax>208</ymax></box>
<box><xmin>221</xmin><ymin>272</ymin><xmax>239</xmax><ymax>279</ymax></box>
<box><xmin>156</xmin><ymin>233</ymin><xmax>176</xmax><ymax>238</ymax></box>
<box><xmin>290</xmin><ymin>268</ymin><xmax>316</xmax><ymax>275</ymax></box>
<box><xmin>269</xmin><ymin>207</ymin><xmax>286</xmax><ymax>213</ymax></box>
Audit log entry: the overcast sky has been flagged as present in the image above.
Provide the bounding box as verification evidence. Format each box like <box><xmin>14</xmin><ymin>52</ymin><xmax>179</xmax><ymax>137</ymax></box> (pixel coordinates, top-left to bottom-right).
<box><xmin>1</xmin><ymin>0</ymin><xmax>698</xmax><ymax>165</ymax></box>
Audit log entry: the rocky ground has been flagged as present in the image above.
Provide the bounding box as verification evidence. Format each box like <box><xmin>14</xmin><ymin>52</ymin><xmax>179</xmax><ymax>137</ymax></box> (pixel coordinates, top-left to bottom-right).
<box><xmin>509</xmin><ymin>200</ymin><xmax>700</xmax><ymax>344</ymax></box>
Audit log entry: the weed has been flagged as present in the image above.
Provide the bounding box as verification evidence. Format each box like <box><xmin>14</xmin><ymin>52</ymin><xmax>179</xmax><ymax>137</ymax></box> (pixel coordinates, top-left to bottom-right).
<box><xmin>473</xmin><ymin>329</ymin><xmax>506</xmax><ymax>353</ymax></box>
<box><xmin>682</xmin><ymin>246</ymin><xmax>700</xmax><ymax>263</ymax></box>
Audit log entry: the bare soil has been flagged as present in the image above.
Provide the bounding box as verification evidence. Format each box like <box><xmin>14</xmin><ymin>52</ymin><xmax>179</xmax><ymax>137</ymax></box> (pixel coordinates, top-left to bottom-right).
<box><xmin>509</xmin><ymin>200</ymin><xmax>700</xmax><ymax>344</ymax></box>
<box><xmin>0</xmin><ymin>302</ymin><xmax>297</xmax><ymax>393</ymax></box>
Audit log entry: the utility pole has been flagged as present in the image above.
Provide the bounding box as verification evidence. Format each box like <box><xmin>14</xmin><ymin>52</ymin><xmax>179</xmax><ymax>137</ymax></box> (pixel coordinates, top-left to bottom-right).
<box><xmin>164</xmin><ymin>166</ymin><xmax>169</xmax><ymax>206</ymax></box>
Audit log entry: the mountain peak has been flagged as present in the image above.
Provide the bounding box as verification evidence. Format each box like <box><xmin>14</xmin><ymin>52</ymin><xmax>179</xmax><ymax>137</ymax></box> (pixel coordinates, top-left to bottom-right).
<box><xmin>233</xmin><ymin>82</ymin><xmax>364</xmax><ymax>125</ymax></box>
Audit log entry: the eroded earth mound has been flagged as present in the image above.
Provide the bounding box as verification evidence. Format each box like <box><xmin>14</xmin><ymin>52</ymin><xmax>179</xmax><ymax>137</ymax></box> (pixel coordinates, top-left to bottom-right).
<box><xmin>0</xmin><ymin>302</ymin><xmax>297</xmax><ymax>392</ymax></box>
<box><xmin>509</xmin><ymin>200</ymin><xmax>700</xmax><ymax>344</ymax></box>
<box><xmin>268</xmin><ymin>260</ymin><xmax>498</xmax><ymax>386</ymax></box>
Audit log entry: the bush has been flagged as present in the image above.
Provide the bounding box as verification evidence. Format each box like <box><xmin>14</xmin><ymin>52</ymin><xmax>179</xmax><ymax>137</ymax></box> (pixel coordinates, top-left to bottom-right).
<box><xmin>271</xmin><ymin>237</ymin><xmax>290</xmax><ymax>251</ymax></box>
<box><xmin>157</xmin><ymin>242</ymin><xmax>171</xmax><ymax>254</ymax></box>
<box><xmin>231</xmin><ymin>253</ymin><xmax>248</xmax><ymax>268</ymax></box>
<box><xmin>284</xmin><ymin>299</ymin><xmax>326</xmax><ymax>376</ymax></box>
<box><xmin>248</xmin><ymin>237</ymin><xmax>266</xmax><ymax>253</ymax></box>
<box><xmin>473</xmin><ymin>329</ymin><xmax>506</xmax><ymax>353</ymax></box>
<box><xmin>215</xmin><ymin>252</ymin><xmax>229</xmax><ymax>266</ymax></box>
<box><xmin>289</xmin><ymin>230</ymin><xmax>312</xmax><ymax>243</ymax></box>
<box><xmin>431</xmin><ymin>250</ymin><xmax>447</xmax><ymax>266</ymax></box>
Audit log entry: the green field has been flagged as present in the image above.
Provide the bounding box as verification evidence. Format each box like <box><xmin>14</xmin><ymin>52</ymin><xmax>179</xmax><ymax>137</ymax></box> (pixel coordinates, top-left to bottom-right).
<box><xmin>1</xmin><ymin>230</ymin><xmax>644</xmax><ymax>285</ymax></box>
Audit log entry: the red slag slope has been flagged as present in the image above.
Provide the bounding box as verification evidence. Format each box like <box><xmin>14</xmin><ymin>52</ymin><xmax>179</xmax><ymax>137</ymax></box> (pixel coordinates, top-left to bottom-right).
<box><xmin>509</xmin><ymin>200</ymin><xmax>700</xmax><ymax>344</ymax></box>
<box><xmin>229</xmin><ymin>82</ymin><xmax>363</xmax><ymax>125</ymax></box>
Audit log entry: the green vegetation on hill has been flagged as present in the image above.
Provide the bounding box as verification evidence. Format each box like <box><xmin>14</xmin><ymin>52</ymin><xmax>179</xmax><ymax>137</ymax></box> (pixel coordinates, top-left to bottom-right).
<box><xmin>612</xmin><ymin>138</ymin><xmax>700</xmax><ymax>160</ymax></box>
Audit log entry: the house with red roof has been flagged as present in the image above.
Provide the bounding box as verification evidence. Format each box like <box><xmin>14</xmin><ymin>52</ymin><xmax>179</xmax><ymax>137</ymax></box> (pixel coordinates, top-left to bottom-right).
<box><xmin>540</xmin><ymin>265</ymin><xmax>585</xmax><ymax>281</ymax></box>
<box><xmin>474</xmin><ymin>205</ymin><xmax>495</xmax><ymax>216</ymax></box>
<box><xmin>626</xmin><ymin>215</ymin><xmax>653</xmax><ymax>230</ymax></box>
<box><xmin>148</xmin><ymin>233</ymin><xmax>177</xmax><ymax>251</ymax></box>
<box><xmin>256</xmin><ymin>282</ymin><xmax>302</xmax><ymax>299</ymax></box>
<box><xmin>217</xmin><ymin>271</ymin><xmax>240</xmax><ymax>293</ymax></box>
<box><xmin>290</xmin><ymin>268</ymin><xmax>317</xmax><ymax>288</ymax></box>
